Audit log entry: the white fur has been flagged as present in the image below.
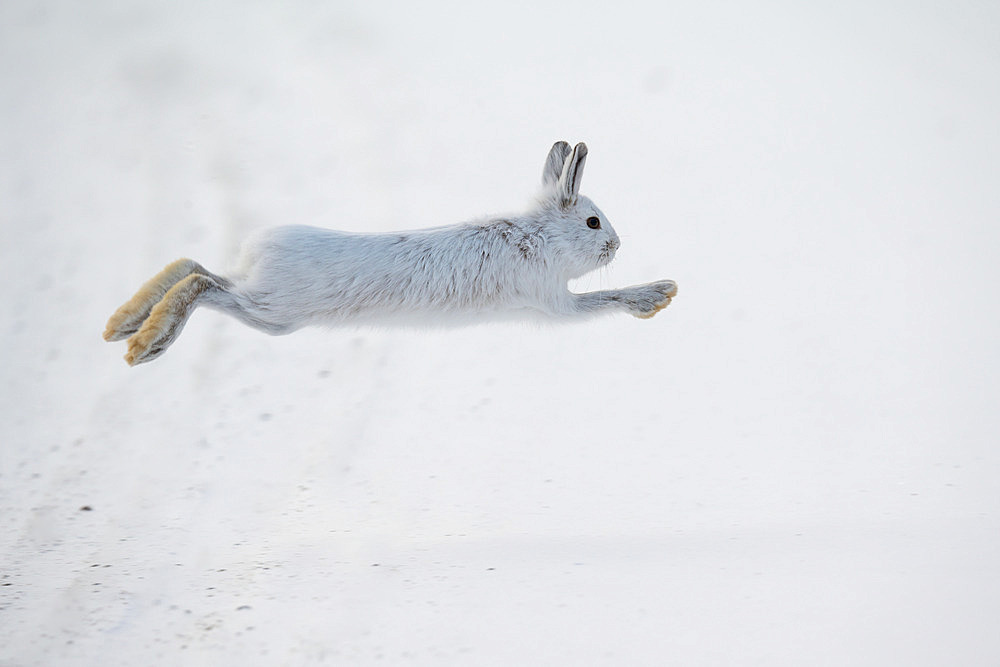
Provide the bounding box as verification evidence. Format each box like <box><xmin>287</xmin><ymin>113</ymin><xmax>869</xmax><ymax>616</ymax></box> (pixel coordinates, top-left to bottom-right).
<box><xmin>105</xmin><ymin>141</ymin><xmax>677</xmax><ymax>365</ymax></box>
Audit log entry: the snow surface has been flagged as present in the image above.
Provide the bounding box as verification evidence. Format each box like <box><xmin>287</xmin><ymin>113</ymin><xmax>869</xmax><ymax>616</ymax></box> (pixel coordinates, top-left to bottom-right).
<box><xmin>2</xmin><ymin>1</ymin><xmax>999</xmax><ymax>664</ymax></box>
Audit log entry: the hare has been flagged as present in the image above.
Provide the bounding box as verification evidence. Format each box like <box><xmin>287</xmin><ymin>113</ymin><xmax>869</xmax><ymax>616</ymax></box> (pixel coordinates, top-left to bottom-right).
<box><xmin>104</xmin><ymin>141</ymin><xmax>677</xmax><ymax>365</ymax></box>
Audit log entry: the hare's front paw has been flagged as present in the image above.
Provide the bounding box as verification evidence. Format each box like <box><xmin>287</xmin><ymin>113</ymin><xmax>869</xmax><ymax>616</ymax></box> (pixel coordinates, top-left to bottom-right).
<box><xmin>630</xmin><ymin>280</ymin><xmax>678</xmax><ymax>319</ymax></box>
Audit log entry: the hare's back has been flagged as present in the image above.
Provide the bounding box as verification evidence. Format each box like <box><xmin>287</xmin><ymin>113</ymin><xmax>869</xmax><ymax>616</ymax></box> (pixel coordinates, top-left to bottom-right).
<box><xmin>241</xmin><ymin>225</ymin><xmax>388</xmax><ymax>270</ymax></box>
<box><xmin>236</xmin><ymin>225</ymin><xmax>445</xmax><ymax>291</ymax></box>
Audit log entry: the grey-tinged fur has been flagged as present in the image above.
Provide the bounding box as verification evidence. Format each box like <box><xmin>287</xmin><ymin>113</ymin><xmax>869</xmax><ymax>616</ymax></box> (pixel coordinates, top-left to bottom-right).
<box><xmin>558</xmin><ymin>142</ymin><xmax>587</xmax><ymax>206</ymax></box>
<box><xmin>542</xmin><ymin>141</ymin><xmax>571</xmax><ymax>186</ymax></box>
<box><xmin>105</xmin><ymin>141</ymin><xmax>677</xmax><ymax>365</ymax></box>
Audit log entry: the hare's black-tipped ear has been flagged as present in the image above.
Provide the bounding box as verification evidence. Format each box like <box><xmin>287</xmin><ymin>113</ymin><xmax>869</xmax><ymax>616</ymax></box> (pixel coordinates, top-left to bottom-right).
<box><xmin>558</xmin><ymin>142</ymin><xmax>588</xmax><ymax>206</ymax></box>
<box><xmin>542</xmin><ymin>141</ymin><xmax>571</xmax><ymax>187</ymax></box>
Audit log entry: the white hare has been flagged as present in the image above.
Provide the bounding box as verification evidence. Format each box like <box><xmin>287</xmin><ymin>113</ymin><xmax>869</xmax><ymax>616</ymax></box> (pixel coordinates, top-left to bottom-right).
<box><xmin>104</xmin><ymin>141</ymin><xmax>677</xmax><ymax>365</ymax></box>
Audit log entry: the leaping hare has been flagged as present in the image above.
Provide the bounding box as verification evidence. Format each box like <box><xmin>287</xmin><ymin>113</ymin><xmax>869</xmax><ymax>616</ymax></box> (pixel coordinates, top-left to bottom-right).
<box><xmin>104</xmin><ymin>141</ymin><xmax>678</xmax><ymax>365</ymax></box>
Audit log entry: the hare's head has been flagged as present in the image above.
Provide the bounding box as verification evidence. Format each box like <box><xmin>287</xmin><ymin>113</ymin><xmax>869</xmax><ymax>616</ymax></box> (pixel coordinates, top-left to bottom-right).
<box><xmin>536</xmin><ymin>141</ymin><xmax>621</xmax><ymax>279</ymax></box>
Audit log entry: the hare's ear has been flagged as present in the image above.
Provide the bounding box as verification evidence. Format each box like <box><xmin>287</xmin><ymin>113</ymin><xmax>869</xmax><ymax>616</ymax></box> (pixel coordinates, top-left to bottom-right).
<box><xmin>558</xmin><ymin>142</ymin><xmax>588</xmax><ymax>206</ymax></box>
<box><xmin>542</xmin><ymin>141</ymin><xmax>571</xmax><ymax>187</ymax></box>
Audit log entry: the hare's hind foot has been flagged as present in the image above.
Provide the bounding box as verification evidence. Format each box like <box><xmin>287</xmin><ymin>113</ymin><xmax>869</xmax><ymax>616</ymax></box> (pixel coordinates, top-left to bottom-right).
<box><xmin>124</xmin><ymin>273</ymin><xmax>216</xmax><ymax>366</ymax></box>
<box><xmin>104</xmin><ymin>259</ymin><xmax>207</xmax><ymax>342</ymax></box>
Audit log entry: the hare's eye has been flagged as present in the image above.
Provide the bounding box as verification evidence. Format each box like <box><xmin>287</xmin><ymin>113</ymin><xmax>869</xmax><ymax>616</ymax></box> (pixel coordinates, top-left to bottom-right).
<box><xmin>586</xmin><ymin>216</ymin><xmax>601</xmax><ymax>229</ymax></box>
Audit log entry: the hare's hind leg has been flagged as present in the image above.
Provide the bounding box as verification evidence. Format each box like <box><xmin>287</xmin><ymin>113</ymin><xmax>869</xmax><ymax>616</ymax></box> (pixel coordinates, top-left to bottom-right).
<box><xmin>104</xmin><ymin>259</ymin><xmax>210</xmax><ymax>341</ymax></box>
<box><xmin>124</xmin><ymin>273</ymin><xmax>222</xmax><ymax>366</ymax></box>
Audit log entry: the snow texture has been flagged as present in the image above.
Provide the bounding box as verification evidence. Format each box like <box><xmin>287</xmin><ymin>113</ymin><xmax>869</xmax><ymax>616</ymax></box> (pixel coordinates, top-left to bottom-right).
<box><xmin>2</xmin><ymin>1</ymin><xmax>999</xmax><ymax>665</ymax></box>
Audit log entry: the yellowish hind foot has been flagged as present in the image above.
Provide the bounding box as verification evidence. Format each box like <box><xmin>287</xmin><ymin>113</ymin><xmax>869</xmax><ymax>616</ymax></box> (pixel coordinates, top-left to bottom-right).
<box><xmin>103</xmin><ymin>259</ymin><xmax>203</xmax><ymax>342</ymax></box>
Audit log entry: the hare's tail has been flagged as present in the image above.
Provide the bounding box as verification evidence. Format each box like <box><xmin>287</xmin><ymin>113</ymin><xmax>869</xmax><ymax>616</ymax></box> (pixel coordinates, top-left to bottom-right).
<box><xmin>105</xmin><ymin>259</ymin><xmax>295</xmax><ymax>366</ymax></box>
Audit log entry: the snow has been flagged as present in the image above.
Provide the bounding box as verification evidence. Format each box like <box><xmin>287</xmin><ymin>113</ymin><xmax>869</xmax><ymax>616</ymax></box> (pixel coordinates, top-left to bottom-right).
<box><xmin>2</xmin><ymin>1</ymin><xmax>999</xmax><ymax>664</ymax></box>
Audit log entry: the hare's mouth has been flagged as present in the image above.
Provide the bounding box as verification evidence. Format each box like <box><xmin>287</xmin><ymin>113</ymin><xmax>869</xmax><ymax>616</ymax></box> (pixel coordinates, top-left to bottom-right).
<box><xmin>598</xmin><ymin>240</ymin><xmax>618</xmax><ymax>264</ymax></box>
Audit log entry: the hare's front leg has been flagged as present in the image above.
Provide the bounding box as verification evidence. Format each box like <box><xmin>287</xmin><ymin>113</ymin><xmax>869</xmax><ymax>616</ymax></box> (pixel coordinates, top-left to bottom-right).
<box><xmin>573</xmin><ymin>280</ymin><xmax>678</xmax><ymax>319</ymax></box>
<box><xmin>104</xmin><ymin>259</ymin><xmax>210</xmax><ymax>341</ymax></box>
